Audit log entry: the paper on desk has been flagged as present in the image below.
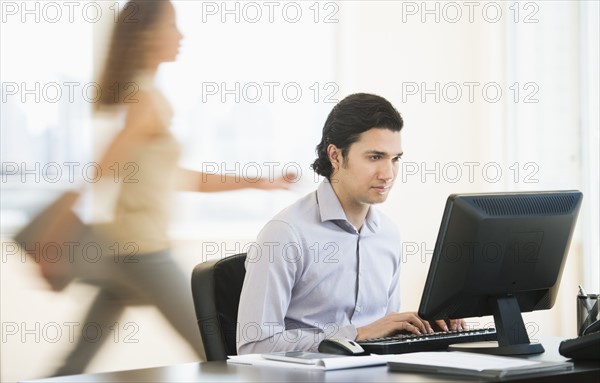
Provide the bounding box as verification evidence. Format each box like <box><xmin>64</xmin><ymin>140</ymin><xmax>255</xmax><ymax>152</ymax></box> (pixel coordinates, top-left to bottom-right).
<box><xmin>383</xmin><ymin>351</ymin><xmax>539</xmax><ymax>371</ymax></box>
<box><xmin>384</xmin><ymin>351</ymin><xmax>573</xmax><ymax>378</ymax></box>
<box><xmin>227</xmin><ymin>353</ymin><xmax>387</xmax><ymax>370</ymax></box>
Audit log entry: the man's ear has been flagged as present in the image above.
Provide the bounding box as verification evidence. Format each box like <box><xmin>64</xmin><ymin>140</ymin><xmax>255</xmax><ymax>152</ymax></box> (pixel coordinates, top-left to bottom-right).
<box><xmin>327</xmin><ymin>144</ymin><xmax>341</xmax><ymax>171</ymax></box>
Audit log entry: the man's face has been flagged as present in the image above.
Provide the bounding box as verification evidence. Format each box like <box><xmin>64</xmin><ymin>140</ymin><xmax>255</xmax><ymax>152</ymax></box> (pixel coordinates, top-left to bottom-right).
<box><xmin>329</xmin><ymin>128</ymin><xmax>403</xmax><ymax>209</ymax></box>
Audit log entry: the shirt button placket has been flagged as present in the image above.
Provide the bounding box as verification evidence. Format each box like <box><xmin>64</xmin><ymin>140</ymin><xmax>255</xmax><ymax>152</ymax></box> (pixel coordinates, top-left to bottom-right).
<box><xmin>355</xmin><ymin>235</ymin><xmax>363</xmax><ymax>318</ymax></box>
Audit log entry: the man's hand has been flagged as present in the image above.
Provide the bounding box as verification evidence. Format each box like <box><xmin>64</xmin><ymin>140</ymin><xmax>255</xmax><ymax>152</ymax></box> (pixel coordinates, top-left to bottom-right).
<box><xmin>355</xmin><ymin>312</ymin><xmax>430</xmax><ymax>340</ymax></box>
<box><xmin>355</xmin><ymin>312</ymin><xmax>467</xmax><ymax>340</ymax></box>
<box><xmin>428</xmin><ymin>318</ymin><xmax>467</xmax><ymax>332</ymax></box>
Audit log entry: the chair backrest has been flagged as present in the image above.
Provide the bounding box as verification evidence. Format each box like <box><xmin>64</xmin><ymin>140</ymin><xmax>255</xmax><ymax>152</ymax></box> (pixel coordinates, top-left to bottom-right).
<box><xmin>191</xmin><ymin>253</ymin><xmax>247</xmax><ymax>361</ymax></box>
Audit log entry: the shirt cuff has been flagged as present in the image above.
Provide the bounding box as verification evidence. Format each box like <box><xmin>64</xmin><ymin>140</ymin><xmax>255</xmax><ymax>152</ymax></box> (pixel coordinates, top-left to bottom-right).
<box><xmin>335</xmin><ymin>324</ymin><xmax>358</xmax><ymax>340</ymax></box>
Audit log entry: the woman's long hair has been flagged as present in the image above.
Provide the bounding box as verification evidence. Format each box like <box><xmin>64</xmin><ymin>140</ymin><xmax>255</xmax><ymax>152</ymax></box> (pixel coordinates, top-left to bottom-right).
<box><xmin>95</xmin><ymin>0</ymin><xmax>167</xmax><ymax>110</ymax></box>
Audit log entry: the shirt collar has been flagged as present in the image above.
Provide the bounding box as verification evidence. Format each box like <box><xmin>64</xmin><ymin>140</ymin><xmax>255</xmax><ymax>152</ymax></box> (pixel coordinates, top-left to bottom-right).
<box><xmin>316</xmin><ymin>180</ymin><xmax>380</xmax><ymax>234</ymax></box>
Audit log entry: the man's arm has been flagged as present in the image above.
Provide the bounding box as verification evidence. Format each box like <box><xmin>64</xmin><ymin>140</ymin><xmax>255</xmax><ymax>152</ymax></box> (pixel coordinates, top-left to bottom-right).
<box><xmin>236</xmin><ymin>220</ymin><xmax>356</xmax><ymax>354</ymax></box>
<box><xmin>355</xmin><ymin>244</ymin><xmax>464</xmax><ymax>338</ymax></box>
<box><xmin>353</xmin><ymin>245</ymin><xmax>433</xmax><ymax>339</ymax></box>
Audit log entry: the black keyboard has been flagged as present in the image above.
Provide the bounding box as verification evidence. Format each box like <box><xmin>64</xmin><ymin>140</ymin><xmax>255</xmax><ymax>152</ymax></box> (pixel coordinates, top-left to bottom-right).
<box><xmin>357</xmin><ymin>328</ymin><xmax>497</xmax><ymax>354</ymax></box>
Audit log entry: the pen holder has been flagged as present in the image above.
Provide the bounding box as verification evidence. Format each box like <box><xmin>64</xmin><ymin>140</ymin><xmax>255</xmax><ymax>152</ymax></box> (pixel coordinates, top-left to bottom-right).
<box><xmin>577</xmin><ymin>293</ymin><xmax>599</xmax><ymax>336</ymax></box>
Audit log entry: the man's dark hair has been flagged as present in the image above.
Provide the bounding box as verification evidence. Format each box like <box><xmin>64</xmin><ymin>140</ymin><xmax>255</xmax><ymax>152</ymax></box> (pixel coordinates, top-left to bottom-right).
<box><xmin>311</xmin><ymin>93</ymin><xmax>403</xmax><ymax>179</ymax></box>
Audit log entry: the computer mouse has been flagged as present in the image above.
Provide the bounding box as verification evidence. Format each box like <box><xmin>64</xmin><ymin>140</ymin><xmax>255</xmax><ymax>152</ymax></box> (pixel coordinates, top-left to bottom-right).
<box><xmin>318</xmin><ymin>338</ymin><xmax>368</xmax><ymax>356</ymax></box>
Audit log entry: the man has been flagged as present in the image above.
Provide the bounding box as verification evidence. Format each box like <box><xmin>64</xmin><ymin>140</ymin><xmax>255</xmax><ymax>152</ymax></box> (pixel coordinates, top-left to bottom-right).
<box><xmin>237</xmin><ymin>93</ymin><xmax>460</xmax><ymax>354</ymax></box>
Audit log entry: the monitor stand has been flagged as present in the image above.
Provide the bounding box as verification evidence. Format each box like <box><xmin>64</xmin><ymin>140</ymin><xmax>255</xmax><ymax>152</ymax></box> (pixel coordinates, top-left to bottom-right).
<box><xmin>449</xmin><ymin>295</ymin><xmax>545</xmax><ymax>356</ymax></box>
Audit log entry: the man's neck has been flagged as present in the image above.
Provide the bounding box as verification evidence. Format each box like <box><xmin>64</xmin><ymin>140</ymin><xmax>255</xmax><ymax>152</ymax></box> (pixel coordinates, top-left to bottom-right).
<box><xmin>345</xmin><ymin>208</ymin><xmax>369</xmax><ymax>232</ymax></box>
<box><xmin>330</xmin><ymin>183</ymin><xmax>370</xmax><ymax>232</ymax></box>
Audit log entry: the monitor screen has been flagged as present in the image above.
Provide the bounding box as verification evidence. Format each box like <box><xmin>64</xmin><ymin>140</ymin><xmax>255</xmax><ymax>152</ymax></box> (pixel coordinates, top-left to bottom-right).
<box><xmin>418</xmin><ymin>190</ymin><xmax>583</xmax><ymax>355</ymax></box>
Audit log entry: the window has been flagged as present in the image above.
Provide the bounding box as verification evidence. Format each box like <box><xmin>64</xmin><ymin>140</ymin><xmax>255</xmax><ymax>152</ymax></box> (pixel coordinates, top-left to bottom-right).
<box><xmin>1</xmin><ymin>1</ymin><xmax>338</xmax><ymax>241</ymax></box>
<box><xmin>503</xmin><ymin>1</ymin><xmax>599</xmax><ymax>289</ymax></box>
<box><xmin>1</xmin><ymin>1</ymin><xmax>94</xmax><ymax>232</ymax></box>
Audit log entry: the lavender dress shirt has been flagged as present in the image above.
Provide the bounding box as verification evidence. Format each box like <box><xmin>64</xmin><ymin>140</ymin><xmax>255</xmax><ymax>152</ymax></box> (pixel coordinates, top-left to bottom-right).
<box><xmin>237</xmin><ymin>180</ymin><xmax>402</xmax><ymax>354</ymax></box>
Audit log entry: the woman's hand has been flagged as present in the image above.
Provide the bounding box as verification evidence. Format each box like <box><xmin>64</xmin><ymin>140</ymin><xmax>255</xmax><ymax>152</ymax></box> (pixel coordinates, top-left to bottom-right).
<box><xmin>254</xmin><ymin>173</ymin><xmax>297</xmax><ymax>190</ymax></box>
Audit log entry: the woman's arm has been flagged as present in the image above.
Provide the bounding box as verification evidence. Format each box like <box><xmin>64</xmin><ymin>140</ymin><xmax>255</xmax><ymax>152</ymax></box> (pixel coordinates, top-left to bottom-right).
<box><xmin>176</xmin><ymin>168</ymin><xmax>294</xmax><ymax>192</ymax></box>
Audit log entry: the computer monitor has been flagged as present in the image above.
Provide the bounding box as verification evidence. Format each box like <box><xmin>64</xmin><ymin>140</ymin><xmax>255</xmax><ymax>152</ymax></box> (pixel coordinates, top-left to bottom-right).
<box><xmin>418</xmin><ymin>190</ymin><xmax>583</xmax><ymax>355</ymax></box>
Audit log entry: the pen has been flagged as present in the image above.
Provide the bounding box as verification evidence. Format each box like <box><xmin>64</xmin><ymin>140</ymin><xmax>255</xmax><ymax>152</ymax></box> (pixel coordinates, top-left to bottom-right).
<box><xmin>578</xmin><ymin>285</ymin><xmax>594</xmax><ymax>312</ymax></box>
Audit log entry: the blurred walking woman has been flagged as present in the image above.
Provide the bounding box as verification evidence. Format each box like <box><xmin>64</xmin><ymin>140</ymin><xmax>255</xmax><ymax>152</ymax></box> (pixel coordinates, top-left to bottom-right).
<box><xmin>53</xmin><ymin>0</ymin><xmax>290</xmax><ymax>376</ymax></box>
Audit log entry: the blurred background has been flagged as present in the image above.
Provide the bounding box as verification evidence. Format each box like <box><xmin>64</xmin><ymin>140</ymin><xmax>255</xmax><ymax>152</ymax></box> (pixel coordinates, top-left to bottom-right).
<box><xmin>1</xmin><ymin>1</ymin><xmax>598</xmax><ymax>381</ymax></box>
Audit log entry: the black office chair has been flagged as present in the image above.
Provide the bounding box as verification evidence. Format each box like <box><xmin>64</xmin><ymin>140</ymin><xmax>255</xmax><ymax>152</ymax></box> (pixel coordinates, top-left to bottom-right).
<box><xmin>191</xmin><ymin>253</ymin><xmax>247</xmax><ymax>361</ymax></box>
